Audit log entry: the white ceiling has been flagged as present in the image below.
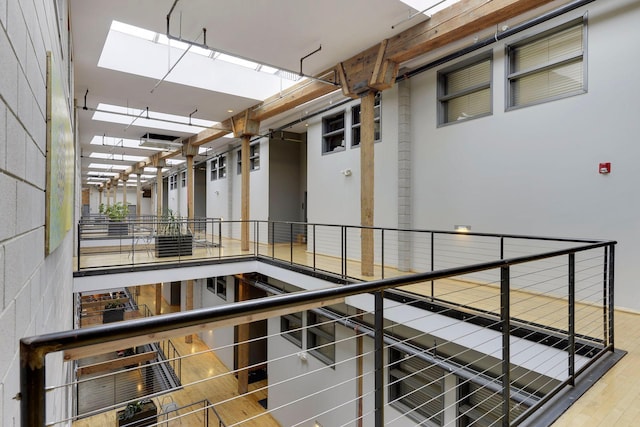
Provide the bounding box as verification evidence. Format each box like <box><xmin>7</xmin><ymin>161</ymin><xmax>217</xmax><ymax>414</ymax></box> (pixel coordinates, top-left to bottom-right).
<box><xmin>71</xmin><ymin>0</ymin><xmax>433</xmax><ymax>187</ymax></box>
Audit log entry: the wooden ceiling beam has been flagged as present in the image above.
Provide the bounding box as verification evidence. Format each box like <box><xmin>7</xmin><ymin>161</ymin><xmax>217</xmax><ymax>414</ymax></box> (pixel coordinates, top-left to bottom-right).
<box><xmin>107</xmin><ymin>0</ymin><xmax>560</xmax><ymax>186</ymax></box>
<box><xmin>386</xmin><ymin>0</ymin><xmax>558</xmax><ymax>64</ymax></box>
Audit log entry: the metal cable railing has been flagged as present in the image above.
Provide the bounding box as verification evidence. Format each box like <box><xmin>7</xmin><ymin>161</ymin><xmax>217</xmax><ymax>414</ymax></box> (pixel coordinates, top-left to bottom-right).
<box><xmin>25</xmin><ymin>231</ymin><xmax>615</xmax><ymax>426</ymax></box>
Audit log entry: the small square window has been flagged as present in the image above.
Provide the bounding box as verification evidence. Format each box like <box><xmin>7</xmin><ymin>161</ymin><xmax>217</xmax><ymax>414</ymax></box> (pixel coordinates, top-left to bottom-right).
<box><xmin>506</xmin><ymin>19</ymin><xmax>586</xmax><ymax>109</ymax></box>
<box><xmin>351</xmin><ymin>93</ymin><xmax>381</xmax><ymax>147</ymax></box>
<box><xmin>322</xmin><ymin>112</ymin><xmax>345</xmax><ymax>154</ymax></box>
<box><xmin>438</xmin><ymin>53</ymin><xmax>492</xmax><ymax>125</ymax></box>
<box><xmin>307</xmin><ymin>311</ymin><xmax>335</xmax><ymax>365</ymax></box>
<box><xmin>281</xmin><ymin>312</ymin><xmax>303</xmax><ymax>347</ymax></box>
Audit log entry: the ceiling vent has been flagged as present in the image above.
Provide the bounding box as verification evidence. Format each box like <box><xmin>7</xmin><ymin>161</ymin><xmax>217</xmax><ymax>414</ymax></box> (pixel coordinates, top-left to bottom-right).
<box><xmin>139</xmin><ymin>132</ymin><xmax>182</xmax><ymax>149</ymax></box>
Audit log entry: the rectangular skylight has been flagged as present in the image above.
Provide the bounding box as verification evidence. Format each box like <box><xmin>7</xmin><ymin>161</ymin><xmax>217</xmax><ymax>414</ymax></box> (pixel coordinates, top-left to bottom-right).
<box><xmin>399</xmin><ymin>0</ymin><xmax>462</xmax><ymax>16</ymax></box>
<box><xmin>88</xmin><ymin>163</ymin><xmax>128</xmax><ymax>170</ymax></box>
<box><xmin>92</xmin><ymin>103</ymin><xmax>217</xmax><ymax>135</ymax></box>
<box><xmin>100</xmin><ymin>21</ymin><xmax>302</xmax><ymax>101</ymax></box>
<box><xmin>90</xmin><ymin>136</ymin><xmax>166</xmax><ymax>151</ymax></box>
<box><xmin>89</xmin><ymin>152</ymin><xmax>147</xmax><ymax>162</ymax></box>
<box><xmin>87</xmin><ymin>171</ymin><xmax>120</xmax><ymax>177</ymax></box>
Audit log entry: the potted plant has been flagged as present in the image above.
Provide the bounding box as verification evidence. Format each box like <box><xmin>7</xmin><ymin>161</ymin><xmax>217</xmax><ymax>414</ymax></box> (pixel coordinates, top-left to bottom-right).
<box><xmin>155</xmin><ymin>209</ymin><xmax>193</xmax><ymax>257</ymax></box>
<box><xmin>105</xmin><ymin>202</ymin><xmax>130</xmax><ymax>236</ymax></box>
<box><xmin>103</xmin><ymin>299</ymin><xmax>125</xmax><ymax>323</ymax></box>
<box><xmin>116</xmin><ymin>399</ymin><xmax>157</xmax><ymax>427</ymax></box>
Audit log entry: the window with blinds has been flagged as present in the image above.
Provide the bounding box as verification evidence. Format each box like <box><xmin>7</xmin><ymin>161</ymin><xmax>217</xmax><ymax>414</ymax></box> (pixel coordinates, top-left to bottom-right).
<box><xmin>438</xmin><ymin>53</ymin><xmax>492</xmax><ymax>125</ymax></box>
<box><xmin>388</xmin><ymin>348</ymin><xmax>444</xmax><ymax>425</ymax></box>
<box><xmin>457</xmin><ymin>381</ymin><xmax>529</xmax><ymax>426</ymax></box>
<box><xmin>507</xmin><ymin>18</ymin><xmax>586</xmax><ymax>108</ymax></box>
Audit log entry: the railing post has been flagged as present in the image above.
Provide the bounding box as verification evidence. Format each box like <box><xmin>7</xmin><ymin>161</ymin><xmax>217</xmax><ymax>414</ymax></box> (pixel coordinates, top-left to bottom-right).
<box><xmin>500</xmin><ymin>236</ymin><xmax>504</xmax><ymax>260</ymax></box>
<box><xmin>501</xmin><ymin>266</ymin><xmax>511</xmax><ymax>427</ymax></box>
<box><xmin>568</xmin><ymin>253</ymin><xmax>576</xmax><ymax>386</ymax></box>
<box><xmin>20</xmin><ymin>341</ymin><xmax>46</xmax><ymax>427</ymax></box>
<box><xmin>313</xmin><ymin>224</ymin><xmax>316</xmax><ymax>271</ymax></box>
<box><xmin>608</xmin><ymin>244</ymin><xmax>615</xmax><ymax>348</ymax></box>
<box><xmin>430</xmin><ymin>232</ymin><xmax>435</xmax><ymax>298</ymax></box>
<box><xmin>381</xmin><ymin>229</ymin><xmax>385</xmax><ymax>280</ymax></box>
<box><xmin>271</xmin><ymin>222</ymin><xmax>275</xmax><ymax>259</ymax></box>
<box><xmin>77</xmin><ymin>223</ymin><xmax>81</xmax><ymax>271</ymax></box>
<box><xmin>290</xmin><ymin>222</ymin><xmax>294</xmax><ymax>264</ymax></box>
<box><xmin>341</xmin><ymin>226</ymin><xmax>346</xmax><ymax>279</ymax></box>
<box><xmin>218</xmin><ymin>219</ymin><xmax>222</xmax><ymax>259</ymax></box>
<box><xmin>374</xmin><ymin>290</ymin><xmax>384</xmax><ymax>427</ymax></box>
<box><xmin>602</xmin><ymin>246</ymin><xmax>608</xmax><ymax>346</ymax></box>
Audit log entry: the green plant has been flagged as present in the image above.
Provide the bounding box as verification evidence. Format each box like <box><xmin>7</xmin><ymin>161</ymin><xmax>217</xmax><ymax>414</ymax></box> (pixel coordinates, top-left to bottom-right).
<box><xmin>104</xmin><ymin>299</ymin><xmax>125</xmax><ymax>310</ymax></box>
<box><xmin>118</xmin><ymin>399</ymin><xmax>152</xmax><ymax>421</ymax></box>
<box><xmin>98</xmin><ymin>203</ymin><xmax>105</xmax><ymax>214</ymax></box>
<box><xmin>160</xmin><ymin>209</ymin><xmax>187</xmax><ymax>235</ymax></box>
<box><xmin>105</xmin><ymin>202</ymin><xmax>129</xmax><ymax>222</ymax></box>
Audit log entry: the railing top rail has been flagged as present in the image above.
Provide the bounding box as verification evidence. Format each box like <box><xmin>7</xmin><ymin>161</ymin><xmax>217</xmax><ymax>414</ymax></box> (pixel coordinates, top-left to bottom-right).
<box><xmin>256</xmin><ymin>219</ymin><xmax>615</xmax><ymax>245</ymax></box>
<box><xmin>23</xmin><ymin>239</ymin><xmax>615</xmax><ymax>359</ymax></box>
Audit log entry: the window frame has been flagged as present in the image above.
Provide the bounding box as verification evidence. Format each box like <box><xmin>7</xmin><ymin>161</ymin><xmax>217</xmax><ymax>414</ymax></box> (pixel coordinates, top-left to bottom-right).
<box><xmin>388</xmin><ymin>347</ymin><xmax>445</xmax><ymax>425</ymax></box>
<box><xmin>351</xmin><ymin>92</ymin><xmax>381</xmax><ymax>148</ymax></box>
<box><xmin>210</xmin><ymin>155</ymin><xmax>227</xmax><ymax>181</ymax></box>
<box><xmin>505</xmin><ymin>17</ymin><xmax>587</xmax><ymax>110</ymax></box>
<box><xmin>237</xmin><ymin>143</ymin><xmax>260</xmax><ymax>174</ymax></box>
<box><xmin>437</xmin><ymin>52</ymin><xmax>493</xmax><ymax>127</ymax></box>
<box><xmin>281</xmin><ymin>311</ymin><xmax>303</xmax><ymax>348</ymax></box>
<box><xmin>180</xmin><ymin>171</ymin><xmax>186</xmax><ymax>188</ymax></box>
<box><xmin>321</xmin><ymin>111</ymin><xmax>346</xmax><ymax>154</ymax></box>
<box><xmin>306</xmin><ymin>311</ymin><xmax>335</xmax><ymax>366</ymax></box>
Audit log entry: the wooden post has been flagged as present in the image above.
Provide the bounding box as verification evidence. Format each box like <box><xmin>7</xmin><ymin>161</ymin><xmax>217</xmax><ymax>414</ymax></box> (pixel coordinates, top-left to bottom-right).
<box><xmin>135</xmin><ymin>173</ymin><xmax>142</xmax><ymax>216</ymax></box>
<box><xmin>156</xmin><ymin>166</ymin><xmax>163</xmax><ymax>218</ymax></box>
<box><xmin>237</xmin><ymin>276</ymin><xmax>250</xmax><ymax>394</ymax></box>
<box><xmin>98</xmin><ymin>187</ymin><xmax>103</xmax><ymax>208</ymax></box>
<box><xmin>184</xmin><ymin>147</ymin><xmax>198</xmax><ymax>343</ymax></box>
<box><xmin>241</xmin><ymin>136</ymin><xmax>250</xmax><ymax>251</ymax></box>
<box><xmin>361</xmin><ymin>91</ymin><xmax>375</xmax><ymax>276</ymax></box>
<box><xmin>155</xmin><ymin>283</ymin><xmax>162</xmax><ymax>315</ymax></box>
<box><xmin>122</xmin><ymin>174</ymin><xmax>128</xmax><ymax>207</ymax></box>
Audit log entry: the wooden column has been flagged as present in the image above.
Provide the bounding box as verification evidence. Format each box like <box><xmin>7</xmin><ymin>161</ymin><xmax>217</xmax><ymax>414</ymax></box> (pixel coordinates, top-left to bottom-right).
<box><xmin>98</xmin><ymin>187</ymin><xmax>103</xmax><ymax>208</ymax></box>
<box><xmin>237</xmin><ymin>275</ymin><xmax>250</xmax><ymax>394</ymax></box>
<box><xmin>240</xmin><ymin>135</ymin><xmax>250</xmax><ymax>251</ymax></box>
<box><xmin>121</xmin><ymin>174</ymin><xmax>128</xmax><ymax>207</ymax></box>
<box><xmin>155</xmin><ymin>283</ymin><xmax>162</xmax><ymax>315</ymax></box>
<box><xmin>135</xmin><ymin>173</ymin><xmax>142</xmax><ymax>216</ymax></box>
<box><xmin>155</xmin><ymin>165</ymin><xmax>164</xmax><ymax>218</ymax></box>
<box><xmin>361</xmin><ymin>91</ymin><xmax>376</xmax><ymax>276</ymax></box>
<box><xmin>183</xmin><ymin>145</ymin><xmax>199</xmax><ymax>344</ymax></box>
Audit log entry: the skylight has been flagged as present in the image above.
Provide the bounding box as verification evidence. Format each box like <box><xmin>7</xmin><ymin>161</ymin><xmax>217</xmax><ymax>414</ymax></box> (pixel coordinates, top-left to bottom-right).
<box><xmin>89</xmin><ymin>152</ymin><xmax>147</xmax><ymax>162</ymax></box>
<box><xmin>399</xmin><ymin>0</ymin><xmax>462</xmax><ymax>16</ymax></box>
<box><xmin>88</xmin><ymin>163</ymin><xmax>128</xmax><ymax>171</ymax></box>
<box><xmin>92</xmin><ymin>103</ymin><xmax>217</xmax><ymax>135</ymax></box>
<box><xmin>101</xmin><ymin>20</ymin><xmax>303</xmax><ymax>101</ymax></box>
<box><xmin>90</xmin><ymin>136</ymin><xmax>166</xmax><ymax>151</ymax></box>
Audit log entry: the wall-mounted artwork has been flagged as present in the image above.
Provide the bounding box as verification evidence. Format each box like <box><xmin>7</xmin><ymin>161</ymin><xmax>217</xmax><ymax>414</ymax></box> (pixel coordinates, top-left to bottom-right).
<box><xmin>45</xmin><ymin>51</ymin><xmax>74</xmax><ymax>255</ymax></box>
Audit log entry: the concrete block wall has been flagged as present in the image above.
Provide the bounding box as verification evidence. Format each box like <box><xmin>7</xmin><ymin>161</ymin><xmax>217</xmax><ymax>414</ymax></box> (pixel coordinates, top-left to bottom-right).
<box><xmin>0</xmin><ymin>0</ymin><xmax>74</xmax><ymax>426</ymax></box>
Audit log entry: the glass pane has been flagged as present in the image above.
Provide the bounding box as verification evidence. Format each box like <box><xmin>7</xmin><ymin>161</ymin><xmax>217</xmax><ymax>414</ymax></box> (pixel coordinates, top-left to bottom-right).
<box><xmin>514</xmin><ymin>24</ymin><xmax>582</xmax><ymax>72</ymax></box>
<box><xmin>446</xmin><ymin>87</ymin><xmax>490</xmax><ymax>122</ymax></box>
<box><xmin>512</xmin><ymin>60</ymin><xmax>583</xmax><ymax>105</ymax></box>
<box><xmin>446</xmin><ymin>59</ymin><xmax>490</xmax><ymax>94</ymax></box>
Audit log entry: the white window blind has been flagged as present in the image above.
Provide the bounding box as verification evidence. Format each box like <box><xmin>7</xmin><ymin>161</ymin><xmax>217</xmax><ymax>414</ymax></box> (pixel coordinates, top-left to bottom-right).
<box><xmin>508</xmin><ymin>21</ymin><xmax>585</xmax><ymax>107</ymax></box>
<box><xmin>439</xmin><ymin>55</ymin><xmax>492</xmax><ymax>125</ymax></box>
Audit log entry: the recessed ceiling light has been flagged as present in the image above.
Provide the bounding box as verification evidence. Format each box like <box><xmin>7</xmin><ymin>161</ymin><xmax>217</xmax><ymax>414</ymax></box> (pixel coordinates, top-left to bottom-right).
<box><xmin>227</xmin><ymin>109</ymin><xmax>234</xmax><ymax>113</ymax></box>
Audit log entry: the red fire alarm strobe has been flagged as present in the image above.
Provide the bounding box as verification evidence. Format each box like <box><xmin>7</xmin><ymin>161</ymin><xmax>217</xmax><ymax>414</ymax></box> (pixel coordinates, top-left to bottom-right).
<box><xmin>599</xmin><ymin>162</ymin><xmax>611</xmax><ymax>174</ymax></box>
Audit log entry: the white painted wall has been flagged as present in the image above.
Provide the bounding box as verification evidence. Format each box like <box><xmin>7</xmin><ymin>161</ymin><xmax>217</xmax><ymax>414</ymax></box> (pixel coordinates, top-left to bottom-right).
<box><xmin>408</xmin><ymin>1</ymin><xmax>640</xmax><ymax>310</ymax></box>
<box><xmin>0</xmin><ymin>0</ymin><xmax>75</xmax><ymax>425</ymax></box>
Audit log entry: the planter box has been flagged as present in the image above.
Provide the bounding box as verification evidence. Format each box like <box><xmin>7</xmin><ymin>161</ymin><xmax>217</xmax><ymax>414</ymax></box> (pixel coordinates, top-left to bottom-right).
<box><xmin>117</xmin><ymin>401</ymin><xmax>157</xmax><ymax>427</ymax></box>
<box><xmin>155</xmin><ymin>234</ymin><xmax>193</xmax><ymax>257</ymax></box>
<box><xmin>103</xmin><ymin>308</ymin><xmax>124</xmax><ymax>323</ymax></box>
<box><xmin>108</xmin><ymin>221</ymin><xmax>129</xmax><ymax>236</ymax></box>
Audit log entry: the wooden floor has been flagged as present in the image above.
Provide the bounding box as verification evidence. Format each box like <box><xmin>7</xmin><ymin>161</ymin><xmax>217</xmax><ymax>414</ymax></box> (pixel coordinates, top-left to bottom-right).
<box><xmin>73</xmin><ymin>286</ymin><xmax>279</xmax><ymax>427</ymax></box>
<box><xmin>73</xmin><ymin>240</ymin><xmax>640</xmax><ymax>426</ymax></box>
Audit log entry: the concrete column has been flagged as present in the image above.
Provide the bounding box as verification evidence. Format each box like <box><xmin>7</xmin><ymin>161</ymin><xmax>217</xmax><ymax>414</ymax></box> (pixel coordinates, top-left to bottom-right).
<box><xmin>398</xmin><ymin>79</ymin><xmax>413</xmax><ymax>272</ymax></box>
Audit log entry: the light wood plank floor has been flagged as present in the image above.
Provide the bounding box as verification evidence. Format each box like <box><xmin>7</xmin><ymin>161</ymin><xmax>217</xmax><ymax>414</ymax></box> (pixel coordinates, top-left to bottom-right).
<box><xmin>73</xmin><ymin>239</ymin><xmax>637</xmax><ymax>426</ymax></box>
<box><xmin>73</xmin><ymin>286</ymin><xmax>278</xmax><ymax>427</ymax></box>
